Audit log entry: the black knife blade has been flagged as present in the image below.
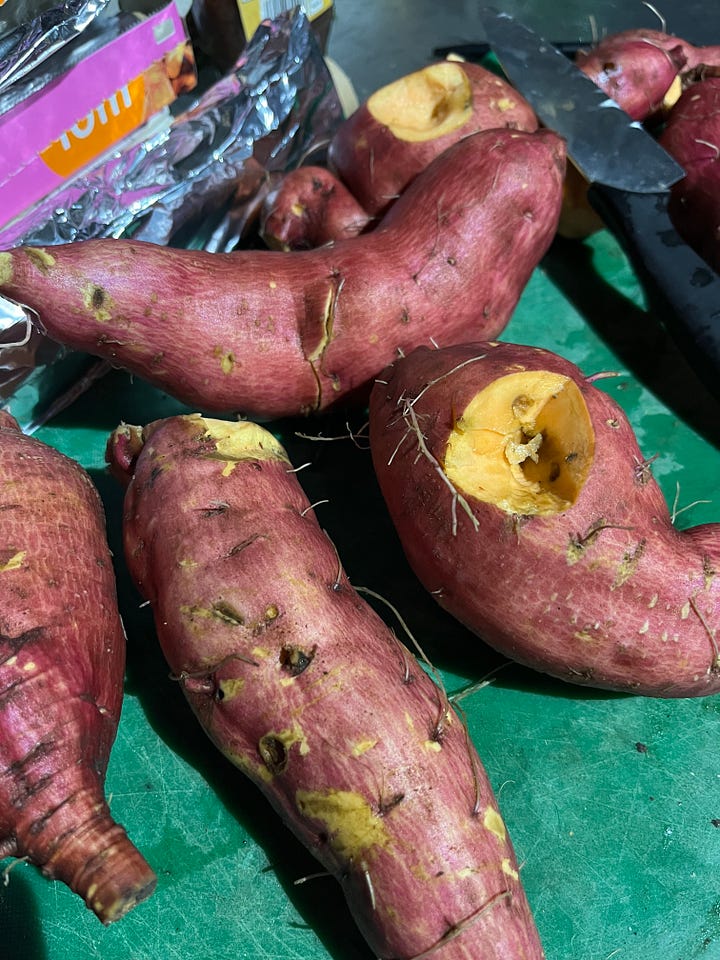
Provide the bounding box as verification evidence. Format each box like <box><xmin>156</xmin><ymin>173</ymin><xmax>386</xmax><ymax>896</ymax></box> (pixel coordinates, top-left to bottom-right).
<box><xmin>480</xmin><ymin>7</ymin><xmax>720</xmax><ymax>401</ymax></box>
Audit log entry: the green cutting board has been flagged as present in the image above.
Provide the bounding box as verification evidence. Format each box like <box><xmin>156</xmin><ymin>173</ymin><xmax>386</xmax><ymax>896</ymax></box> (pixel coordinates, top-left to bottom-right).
<box><xmin>2</xmin><ymin>227</ymin><xmax>719</xmax><ymax>960</ymax></box>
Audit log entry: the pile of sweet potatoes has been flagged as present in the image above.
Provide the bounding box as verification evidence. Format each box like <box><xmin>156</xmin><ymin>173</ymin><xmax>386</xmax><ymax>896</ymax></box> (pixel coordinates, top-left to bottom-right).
<box><xmin>0</xmin><ymin>36</ymin><xmax>718</xmax><ymax>960</ymax></box>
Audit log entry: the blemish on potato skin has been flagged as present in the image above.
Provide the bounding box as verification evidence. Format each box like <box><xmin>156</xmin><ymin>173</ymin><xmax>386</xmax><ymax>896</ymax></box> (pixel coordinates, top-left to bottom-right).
<box><xmin>611</xmin><ymin>539</ymin><xmax>646</xmax><ymax>590</ymax></box>
<box><xmin>24</xmin><ymin>247</ymin><xmax>56</xmax><ymax>273</ymax></box>
<box><xmin>483</xmin><ymin>806</ymin><xmax>507</xmax><ymax>843</ymax></box>
<box><xmin>0</xmin><ymin>251</ymin><xmax>14</xmax><ymax>283</ymax></box>
<box><xmin>81</xmin><ymin>283</ymin><xmax>113</xmax><ymax>322</ymax></box>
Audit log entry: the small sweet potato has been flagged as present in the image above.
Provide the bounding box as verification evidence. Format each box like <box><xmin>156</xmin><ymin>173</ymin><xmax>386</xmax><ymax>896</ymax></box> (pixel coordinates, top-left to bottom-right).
<box><xmin>368</xmin><ymin>341</ymin><xmax>720</xmax><ymax>698</ymax></box>
<box><xmin>0</xmin><ymin>410</ymin><xmax>155</xmax><ymax>922</ymax></box>
<box><xmin>575</xmin><ymin>32</ymin><xmax>687</xmax><ymax>121</ymax></box>
<box><xmin>327</xmin><ymin>59</ymin><xmax>539</xmax><ymax>216</ymax></box>
<box><xmin>106</xmin><ymin>413</ymin><xmax>544</xmax><ymax>960</ymax></box>
<box><xmin>659</xmin><ymin>76</ymin><xmax>720</xmax><ymax>273</ymax></box>
<box><xmin>259</xmin><ymin>164</ymin><xmax>372</xmax><ymax>250</ymax></box>
<box><xmin>0</xmin><ymin>128</ymin><xmax>566</xmax><ymax>420</ymax></box>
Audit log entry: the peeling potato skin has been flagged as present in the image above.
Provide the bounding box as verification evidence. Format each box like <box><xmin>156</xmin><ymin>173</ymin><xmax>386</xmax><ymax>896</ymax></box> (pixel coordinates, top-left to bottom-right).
<box><xmin>369</xmin><ymin>341</ymin><xmax>720</xmax><ymax>699</ymax></box>
<box><xmin>0</xmin><ymin>128</ymin><xmax>565</xmax><ymax>421</ymax></box>
<box><xmin>109</xmin><ymin>412</ymin><xmax>544</xmax><ymax>960</ymax></box>
<box><xmin>0</xmin><ymin>412</ymin><xmax>156</xmax><ymax>923</ymax></box>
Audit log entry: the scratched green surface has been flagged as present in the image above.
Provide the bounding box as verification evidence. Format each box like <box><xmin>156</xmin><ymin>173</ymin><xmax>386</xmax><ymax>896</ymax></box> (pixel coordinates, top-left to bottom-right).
<box><xmin>0</xmin><ymin>223</ymin><xmax>718</xmax><ymax>960</ymax></box>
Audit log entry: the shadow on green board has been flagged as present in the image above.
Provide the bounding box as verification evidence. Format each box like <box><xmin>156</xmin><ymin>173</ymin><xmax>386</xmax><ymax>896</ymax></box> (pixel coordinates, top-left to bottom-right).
<box><xmin>542</xmin><ymin>235</ymin><xmax>720</xmax><ymax>448</ymax></box>
<box><xmin>0</xmin><ymin>869</ymin><xmax>47</xmax><ymax>960</ymax></box>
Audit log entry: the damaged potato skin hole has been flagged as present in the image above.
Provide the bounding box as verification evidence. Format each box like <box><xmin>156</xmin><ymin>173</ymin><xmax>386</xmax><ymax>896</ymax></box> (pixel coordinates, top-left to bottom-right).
<box><xmin>369</xmin><ymin>341</ymin><xmax>720</xmax><ymax>698</ymax></box>
<box><xmin>444</xmin><ymin>370</ymin><xmax>595</xmax><ymax>516</ymax></box>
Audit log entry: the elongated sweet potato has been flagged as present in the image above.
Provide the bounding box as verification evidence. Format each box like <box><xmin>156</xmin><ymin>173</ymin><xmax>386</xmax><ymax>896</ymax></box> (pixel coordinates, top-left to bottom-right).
<box><xmin>0</xmin><ymin>128</ymin><xmax>565</xmax><ymax>420</ymax></box>
<box><xmin>106</xmin><ymin>413</ymin><xmax>544</xmax><ymax>960</ymax></box>
<box><xmin>259</xmin><ymin>164</ymin><xmax>372</xmax><ymax>250</ymax></box>
<box><xmin>659</xmin><ymin>76</ymin><xmax>720</xmax><ymax>273</ymax></box>
<box><xmin>368</xmin><ymin>341</ymin><xmax>720</xmax><ymax>699</ymax></box>
<box><xmin>0</xmin><ymin>411</ymin><xmax>155</xmax><ymax>922</ymax></box>
<box><xmin>327</xmin><ymin>59</ymin><xmax>538</xmax><ymax>216</ymax></box>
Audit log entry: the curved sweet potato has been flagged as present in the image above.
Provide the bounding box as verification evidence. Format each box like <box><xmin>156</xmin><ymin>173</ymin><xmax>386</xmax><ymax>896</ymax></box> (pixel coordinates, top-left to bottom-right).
<box><xmin>659</xmin><ymin>76</ymin><xmax>720</xmax><ymax>273</ymax></box>
<box><xmin>327</xmin><ymin>59</ymin><xmax>539</xmax><ymax>216</ymax></box>
<box><xmin>368</xmin><ymin>341</ymin><xmax>720</xmax><ymax>698</ymax></box>
<box><xmin>106</xmin><ymin>413</ymin><xmax>544</xmax><ymax>960</ymax></box>
<box><xmin>0</xmin><ymin>128</ymin><xmax>566</xmax><ymax>420</ymax></box>
<box><xmin>259</xmin><ymin>164</ymin><xmax>372</xmax><ymax>250</ymax></box>
<box><xmin>0</xmin><ymin>410</ymin><xmax>155</xmax><ymax>922</ymax></box>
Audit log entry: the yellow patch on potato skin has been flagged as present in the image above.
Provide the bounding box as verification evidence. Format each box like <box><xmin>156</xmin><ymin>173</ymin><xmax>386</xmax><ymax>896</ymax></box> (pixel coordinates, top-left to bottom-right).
<box><xmin>352</xmin><ymin>738</ymin><xmax>378</xmax><ymax>757</ymax></box>
<box><xmin>483</xmin><ymin>805</ymin><xmax>507</xmax><ymax>843</ymax></box>
<box><xmin>218</xmin><ymin>677</ymin><xmax>245</xmax><ymax>700</ymax></box>
<box><xmin>295</xmin><ymin>788</ymin><xmax>391</xmax><ymax>860</ymax></box>
<box><xmin>0</xmin><ymin>550</ymin><xmax>26</xmax><ymax>572</ymax></box>
<box><xmin>0</xmin><ymin>251</ymin><xmax>13</xmax><ymax>284</ymax></box>
<box><xmin>25</xmin><ymin>246</ymin><xmax>56</xmax><ymax>273</ymax></box>
<box><xmin>81</xmin><ymin>282</ymin><xmax>113</xmax><ymax>322</ymax></box>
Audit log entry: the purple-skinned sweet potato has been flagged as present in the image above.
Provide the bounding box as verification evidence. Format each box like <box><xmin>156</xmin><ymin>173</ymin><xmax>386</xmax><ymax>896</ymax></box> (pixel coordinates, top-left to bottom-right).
<box><xmin>327</xmin><ymin>59</ymin><xmax>539</xmax><ymax>217</ymax></box>
<box><xmin>259</xmin><ymin>164</ymin><xmax>372</xmax><ymax>250</ymax></box>
<box><xmin>106</xmin><ymin>412</ymin><xmax>544</xmax><ymax>960</ymax></box>
<box><xmin>575</xmin><ymin>32</ymin><xmax>687</xmax><ymax>121</ymax></box>
<box><xmin>0</xmin><ymin>410</ymin><xmax>155</xmax><ymax>922</ymax></box>
<box><xmin>0</xmin><ymin>128</ymin><xmax>566</xmax><ymax>421</ymax></box>
<box><xmin>368</xmin><ymin>341</ymin><xmax>720</xmax><ymax>699</ymax></box>
<box><xmin>659</xmin><ymin>76</ymin><xmax>720</xmax><ymax>273</ymax></box>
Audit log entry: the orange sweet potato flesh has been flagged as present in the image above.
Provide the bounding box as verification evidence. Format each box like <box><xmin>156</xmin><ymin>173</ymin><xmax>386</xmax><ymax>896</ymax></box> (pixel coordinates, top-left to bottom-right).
<box><xmin>0</xmin><ymin>128</ymin><xmax>566</xmax><ymax>421</ymax></box>
<box><xmin>106</xmin><ymin>413</ymin><xmax>545</xmax><ymax>960</ymax></box>
<box><xmin>369</xmin><ymin>342</ymin><xmax>720</xmax><ymax>699</ymax></box>
<box><xmin>0</xmin><ymin>411</ymin><xmax>156</xmax><ymax>922</ymax></box>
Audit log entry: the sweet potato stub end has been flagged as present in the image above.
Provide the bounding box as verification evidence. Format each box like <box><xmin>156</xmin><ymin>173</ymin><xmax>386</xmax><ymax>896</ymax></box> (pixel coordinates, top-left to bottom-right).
<box><xmin>367</xmin><ymin>61</ymin><xmax>472</xmax><ymax>142</ymax></box>
<box><xmin>444</xmin><ymin>370</ymin><xmax>594</xmax><ymax>516</ymax></box>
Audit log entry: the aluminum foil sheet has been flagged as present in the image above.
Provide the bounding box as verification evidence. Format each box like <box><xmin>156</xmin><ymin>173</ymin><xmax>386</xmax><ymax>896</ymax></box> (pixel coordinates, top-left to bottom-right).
<box><xmin>0</xmin><ymin>8</ymin><xmax>344</xmax><ymax>429</ymax></box>
<box><xmin>0</xmin><ymin>0</ymin><xmax>111</xmax><ymax>92</ymax></box>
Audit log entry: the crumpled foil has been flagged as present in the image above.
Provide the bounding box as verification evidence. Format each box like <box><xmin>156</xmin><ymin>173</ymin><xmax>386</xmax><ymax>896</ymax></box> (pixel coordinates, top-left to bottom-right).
<box><xmin>0</xmin><ymin>0</ymin><xmax>110</xmax><ymax>93</ymax></box>
<box><xmin>0</xmin><ymin>8</ymin><xmax>345</xmax><ymax>429</ymax></box>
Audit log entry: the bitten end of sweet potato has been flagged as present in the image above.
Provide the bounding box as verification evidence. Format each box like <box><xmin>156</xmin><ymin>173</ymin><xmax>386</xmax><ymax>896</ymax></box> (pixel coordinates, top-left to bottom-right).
<box><xmin>444</xmin><ymin>369</ymin><xmax>595</xmax><ymax>516</ymax></box>
<box><xmin>366</xmin><ymin>60</ymin><xmax>476</xmax><ymax>142</ymax></box>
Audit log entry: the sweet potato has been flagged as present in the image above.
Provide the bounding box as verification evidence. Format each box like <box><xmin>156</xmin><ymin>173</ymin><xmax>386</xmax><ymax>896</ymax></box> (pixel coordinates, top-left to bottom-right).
<box><xmin>368</xmin><ymin>341</ymin><xmax>720</xmax><ymax>699</ymax></box>
<box><xmin>327</xmin><ymin>60</ymin><xmax>538</xmax><ymax>217</ymax></box>
<box><xmin>575</xmin><ymin>32</ymin><xmax>687</xmax><ymax>121</ymax></box>
<box><xmin>259</xmin><ymin>164</ymin><xmax>372</xmax><ymax>250</ymax></box>
<box><xmin>106</xmin><ymin>413</ymin><xmax>544</xmax><ymax>960</ymax></box>
<box><xmin>0</xmin><ymin>410</ymin><xmax>155</xmax><ymax>922</ymax></box>
<box><xmin>659</xmin><ymin>76</ymin><xmax>720</xmax><ymax>273</ymax></box>
<box><xmin>0</xmin><ymin>128</ymin><xmax>566</xmax><ymax>420</ymax></box>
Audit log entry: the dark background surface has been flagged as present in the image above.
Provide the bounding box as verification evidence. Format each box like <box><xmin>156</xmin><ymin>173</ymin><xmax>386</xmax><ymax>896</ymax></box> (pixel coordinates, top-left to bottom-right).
<box><xmin>328</xmin><ymin>0</ymin><xmax>714</xmax><ymax>100</ymax></box>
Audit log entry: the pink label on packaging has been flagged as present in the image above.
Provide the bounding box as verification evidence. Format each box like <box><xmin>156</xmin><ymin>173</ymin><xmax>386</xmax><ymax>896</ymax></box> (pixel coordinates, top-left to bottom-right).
<box><xmin>0</xmin><ymin>2</ymin><xmax>187</xmax><ymax>229</ymax></box>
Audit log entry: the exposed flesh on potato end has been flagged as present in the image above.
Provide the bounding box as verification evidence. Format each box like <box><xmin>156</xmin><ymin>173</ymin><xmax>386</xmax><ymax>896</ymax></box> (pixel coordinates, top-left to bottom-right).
<box><xmin>367</xmin><ymin>61</ymin><xmax>473</xmax><ymax>142</ymax></box>
<box><xmin>444</xmin><ymin>370</ymin><xmax>595</xmax><ymax>515</ymax></box>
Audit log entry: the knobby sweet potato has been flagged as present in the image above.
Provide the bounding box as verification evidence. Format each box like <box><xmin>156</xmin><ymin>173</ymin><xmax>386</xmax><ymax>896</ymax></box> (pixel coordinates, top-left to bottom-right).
<box><xmin>659</xmin><ymin>76</ymin><xmax>720</xmax><ymax>273</ymax></box>
<box><xmin>327</xmin><ymin>60</ymin><xmax>539</xmax><ymax>217</ymax></box>
<box><xmin>259</xmin><ymin>164</ymin><xmax>372</xmax><ymax>250</ymax></box>
<box><xmin>0</xmin><ymin>128</ymin><xmax>566</xmax><ymax>421</ymax></box>
<box><xmin>0</xmin><ymin>411</ymin><xmax>155</xmax><ymax>922</ymax></box>
<box><xmin>368</xmin><ymin>341</ymin><xmax>720</xmax><ymax>698</ymax></box>
<box><xmin>106</xmin><ymin>413</ymin><xmax>544</xmax><ymax>960</ymax></box>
